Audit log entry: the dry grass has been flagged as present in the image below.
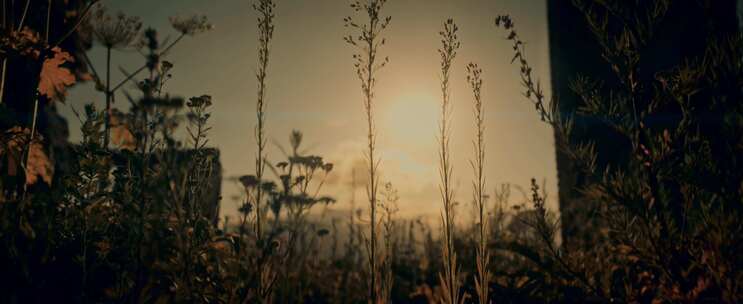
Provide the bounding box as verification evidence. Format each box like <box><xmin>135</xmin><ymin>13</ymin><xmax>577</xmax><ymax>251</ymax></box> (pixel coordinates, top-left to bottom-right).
<box><xmin>436</xmin><ymin>18</ymin><xmax>463</xmax><ymax>304</ymax></box>
<box><xmin>467</xmin><ymin>62</ymin><xmax>491</xmax><ymax>304</ymax></box>
<box><xmin>344</xmin><ymin>0</ymin><xmax>392</xmax><ymax>302</ymax></box>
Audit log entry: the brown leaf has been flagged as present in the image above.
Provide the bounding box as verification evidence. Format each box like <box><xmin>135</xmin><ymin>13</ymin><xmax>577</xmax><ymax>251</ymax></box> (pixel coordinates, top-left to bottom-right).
<box><xmin>1</xmin><ymin>126</ymin><xmax>54</xmax><ymax>186</ymax></box>
<box><xmin>6</xmin><ymin>27</ymin><xmax>41</xmax><ymax>58</ymax></box>
<box><xmin>38</xmin><ymin>47</ymin><xmax>76</xmax><ymax>103</ymax></box>
<box><xmin>109</xmin><ymin>109</ymin><xmax>136</xmax><ymax>150</ymax></box>
<box><xmin>25</xmin><ymin>141</ymin><xmax>53</xmax><ymax>186</ymax></box>
<box><xmin>2</xmin><ymin>126</ymin><xmax>30</xmax><ymax>178</ymax></box>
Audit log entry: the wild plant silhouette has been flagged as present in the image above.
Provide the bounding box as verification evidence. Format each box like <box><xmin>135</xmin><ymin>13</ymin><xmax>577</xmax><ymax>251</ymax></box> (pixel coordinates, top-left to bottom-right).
<box><xmin>0</xmin><ymin>0</ymin><xmax>741</xmax><ymax>303</ymax></box>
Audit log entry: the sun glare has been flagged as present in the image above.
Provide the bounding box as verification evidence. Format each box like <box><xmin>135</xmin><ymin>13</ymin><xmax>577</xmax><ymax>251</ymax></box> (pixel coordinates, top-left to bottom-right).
<box><xmin>382</xmin><ymin>91</ymin><xmax>439</xmax><ymax>143</ymax></box>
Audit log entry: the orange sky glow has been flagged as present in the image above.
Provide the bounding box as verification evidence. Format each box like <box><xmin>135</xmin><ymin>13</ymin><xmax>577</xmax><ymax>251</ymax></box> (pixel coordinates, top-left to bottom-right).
<box><xmin>62</xmin><ymin>0</ymin><xmax>558</xmax><ymax>222</ymax></box>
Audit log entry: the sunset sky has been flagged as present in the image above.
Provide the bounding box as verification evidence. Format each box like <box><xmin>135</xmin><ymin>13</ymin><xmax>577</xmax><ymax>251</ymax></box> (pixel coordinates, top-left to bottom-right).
<box><xmin>62</xmin><ymin>0</ymin><xmax>557</xmax><ymax>221</ymax></box>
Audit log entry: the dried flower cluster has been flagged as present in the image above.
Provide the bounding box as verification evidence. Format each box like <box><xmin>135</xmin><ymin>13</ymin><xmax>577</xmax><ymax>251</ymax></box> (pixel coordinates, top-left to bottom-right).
<box><xmin>89</xmin><ymin>5</ymin><xmax>143</xmax><ymax>49</ymax></box>
<box><xmin>170</xmin><ymin>15</ymin><xmax>214</xmax><ymax>36</ymax></box>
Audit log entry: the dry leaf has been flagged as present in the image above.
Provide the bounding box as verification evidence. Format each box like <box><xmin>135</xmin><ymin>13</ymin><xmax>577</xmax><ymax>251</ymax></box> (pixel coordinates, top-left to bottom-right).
<box><xmin>2</xmin><ymin>127</ymin><xmax>30</xmax><ymax>178</ymax></box>
<box><xmin>38</xmin><ymin>47</ymin><xmax>76</xmax><ymax>103</ymax></box>
<box><xmin>4</xmin><ymin>27</ymin><xmax>41</xmax><ymax>58</ymax></box>
<box><xmin>0</xmin><ymin>126</ymin><xmax>53</xmax><ymax>185</ymax></box>
<box><xmin>110</xmin><ymin>109</ymin><xmax>136</xmax><ymax>150</ymax></box>
<box><xmin>26</xmin><ymin>141</ymin><xmax>53</xmax><ymax>186</ymax></box>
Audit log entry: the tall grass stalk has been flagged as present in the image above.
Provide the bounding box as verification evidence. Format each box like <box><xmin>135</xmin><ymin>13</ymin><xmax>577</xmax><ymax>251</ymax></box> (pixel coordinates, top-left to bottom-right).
<box><xmin>253</xmin><ymin>0</ymin><xmax>274</xmax><ymax>246</ymax></box>
<box><xmin>380</xmin><ymin>182</ymin><xmax>399</xmax><ymax>302</ymax></box>
<box><xmin>467</xmin><ymin>63</ymin><xmax>490</xmax><ymax>304</ymax></box>
<box><xmin>437</xmin><ymin>18</ymin><xmax>462</xmax><ymax>304</ymax></box>
<box><xmin>344</xmin><ymin>1</ymin><xmax>392</xmax><ymax>301</ymax></box>
<box><xmin>251</xmin><ymin>0</ymin><xmax>276</xmax><ymax>302</ymax></box>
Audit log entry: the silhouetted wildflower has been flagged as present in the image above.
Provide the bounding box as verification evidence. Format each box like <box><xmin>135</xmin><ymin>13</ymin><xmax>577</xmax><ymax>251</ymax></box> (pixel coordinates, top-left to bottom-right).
<box><xmin>239</xmin><ymin>175</ymin><xmax>260</xmax><ymax>188</ymax></box>
<box><xmin>169</xmin><ymin>15</ymin><xmax>213</xmax><ymax>36</ymax></box>
<box><xmin>187</xmin><ymin>95</ymin><xmax>213</xmax><ymax>108</ymax></box>
<box><xmin>89</xmin><ymin>6</ymin><xmax>142</xmax><ymax>49</ymax></box>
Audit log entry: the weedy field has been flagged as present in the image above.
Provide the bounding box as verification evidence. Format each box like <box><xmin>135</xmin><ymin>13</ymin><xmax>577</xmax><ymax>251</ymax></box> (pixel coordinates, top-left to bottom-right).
<box><xmin>1</xmin><ymin>0</ymin><xmax>742</xmax><ymax>303</ymax></box>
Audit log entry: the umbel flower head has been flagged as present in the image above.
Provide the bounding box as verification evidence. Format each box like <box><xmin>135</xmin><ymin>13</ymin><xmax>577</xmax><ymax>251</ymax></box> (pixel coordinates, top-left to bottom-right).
<box><xmin>89</xmin><ymin>5</ymin><xmax>142</xmax><ymax>49</ymax></box>
<box><xmin>169</xmin><ymin>15</ymin><xmax>213</xmax><ymax>36</ymax></box>
<box><xmin>187</xmin><ymin>95</ymin><xmax>213</xmax><ymax>108</ymax></box>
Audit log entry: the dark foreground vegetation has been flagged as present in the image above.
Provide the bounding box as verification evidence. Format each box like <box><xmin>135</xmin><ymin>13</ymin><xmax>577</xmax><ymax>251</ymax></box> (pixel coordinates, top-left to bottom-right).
<box><xmin>1</xmin><ymin>0</ymin><xmax>742</xmax><ymax>303</ymax></box>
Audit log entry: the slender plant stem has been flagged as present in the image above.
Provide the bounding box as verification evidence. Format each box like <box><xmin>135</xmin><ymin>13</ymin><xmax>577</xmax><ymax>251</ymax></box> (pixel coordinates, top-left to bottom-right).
<box><xmin>103</xmin><ymin>47</ymin><xmax>111</xmax><ymax>148</ymax></box>
<box><xmin>365</xmin><ymin>22</ymin><xmax>379</xmax><ymax>303</ymax></box>
<box><xmin>438</xmin><ymin>18</ymin><xmax>461</xmax><ymax>304</ymax></box>
<box><xmin>17</xmin><ymin>0</ymin><xmax>30</xmax><ymax>29</ymax></box>
<box><xmin>80</xmin><ymin>51</ymin><xmax>101</xmax><ymax>84</ymax></box>
<box><xmin>53</xmin><ymin>0</ymin><xmax>100</xmax><ymax>47</ymax></box>
<box><xmin>30</xmin><ymin>0</ymin><xmax>53</xmax><ymax>142</ymax></box>
<box><xmin>24</xmin><ymin>0</ymin><xmax>52</xmax><ymax>184</ymax></box>
<box><xmin>0</xmin><ymin>58</ymin><xmax>7</xmax><ymax>104</ymax></box>
<box><xmin>45</xmin><ymin>0</ymin><xmax>52</xmax><ymax>42</ymax></box>
<box><xmin>467</xmin><ymin>63</ymin><xmax>489</xmax><ymax>304</ymax></box>
<box><xmin>251</xmin><ymin>1</ymin><xmax>275</xmax><ymax>302</ymax></box>
<box><xmin>29</xmin><ymin>93</ymin><xmax>40</xmax><ymax>141</ymax></box>
<box><xmin>0</xmin><ymin>0</ymin><xmax>5</xmax><ymax>104</ymax></box>
<box><xmin>255</xmin><ymin>0</ymin><xmax>273</xmax><ymax>248</ymax></box>
<box><xmin>109</xmin><ymin>34</ymin><xmax>185</xmax><ymax>93</ymax></box>
<box><xmin>344</xmin><ymin>2</ymin><xmax>392</xmax><ymax>301</ymax></box>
